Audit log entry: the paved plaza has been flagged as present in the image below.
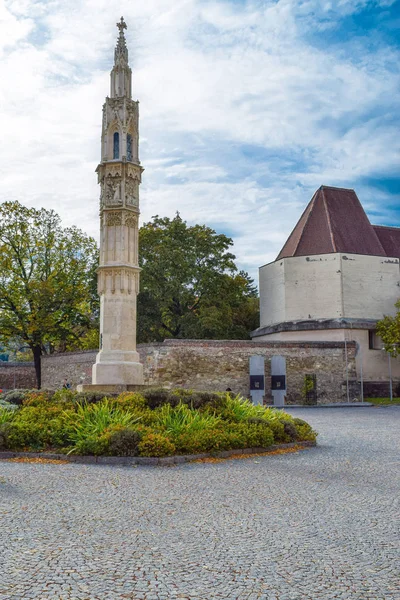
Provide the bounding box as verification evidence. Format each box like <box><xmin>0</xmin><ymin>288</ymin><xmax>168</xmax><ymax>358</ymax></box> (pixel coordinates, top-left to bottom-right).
<box><xmin>0</xmin><ymin>407</ymin><xmax>399</xmax><ymax>600</ymax></box>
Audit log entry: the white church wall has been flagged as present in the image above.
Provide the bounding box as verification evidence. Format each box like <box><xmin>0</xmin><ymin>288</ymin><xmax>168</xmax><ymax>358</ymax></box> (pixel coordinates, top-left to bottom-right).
<box><xmin>259</xmin><ymin>254</ymin><xmax>343</xmax><ymax>327</ymax></box>
<box><xmin>259</xmin><ymin>260</ymin><xmax>286</xmax><ymax>327</ymax></box>
<box><xmin>284</xmin><ymin>254</ymin><xmax>343</xmax><ymax>321</ymax></box>
<box><xmin>341</xmin><ymin>254</ymin><xmax>400</xmax><ymax>320</ymax></box>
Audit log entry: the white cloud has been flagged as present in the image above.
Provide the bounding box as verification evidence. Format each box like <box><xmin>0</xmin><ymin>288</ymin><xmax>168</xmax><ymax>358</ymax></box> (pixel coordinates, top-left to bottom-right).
<box><xmin>0</xmin><ymin>0</ymin><xmax>398</xmax><ymax>287</ymax></box>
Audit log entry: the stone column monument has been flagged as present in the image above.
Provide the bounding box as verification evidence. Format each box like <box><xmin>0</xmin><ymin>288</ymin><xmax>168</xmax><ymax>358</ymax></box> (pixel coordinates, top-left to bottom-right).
<box><xmin>79</xmin><ymin>18</ymin><xmax>144</xmax><ymax>392</ymax></box>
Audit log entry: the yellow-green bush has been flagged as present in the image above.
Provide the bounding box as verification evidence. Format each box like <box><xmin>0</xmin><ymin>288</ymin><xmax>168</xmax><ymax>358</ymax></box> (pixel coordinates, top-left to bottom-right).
<box><xmin>138</xmin><ymin>433</ymin><xmax>176</xmax><ymax>457</ymax></box>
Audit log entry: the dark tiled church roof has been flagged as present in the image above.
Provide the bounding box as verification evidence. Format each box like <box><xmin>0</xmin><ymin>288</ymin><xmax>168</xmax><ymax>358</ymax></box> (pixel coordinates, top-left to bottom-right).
<box><xmin>373</xmin><ymin>225</ymin><xmax>400</xmax><ymax>259</ymax></box>
<box><xmin>277</xmin><ymin>186</ymin><xmax>399</xmax><ymax>260</ymax></box>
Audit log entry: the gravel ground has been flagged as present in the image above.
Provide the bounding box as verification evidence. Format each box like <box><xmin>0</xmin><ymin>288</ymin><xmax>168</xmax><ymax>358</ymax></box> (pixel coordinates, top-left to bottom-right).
<box><xmin>0</xmin><ymin>406</ymin><xmax>399</xmax><ymax>600</ymax></box>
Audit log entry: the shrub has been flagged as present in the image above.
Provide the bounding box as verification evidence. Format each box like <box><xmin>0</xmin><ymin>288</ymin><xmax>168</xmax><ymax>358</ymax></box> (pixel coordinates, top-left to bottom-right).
<box><xmin>74</xmin><ymin>391</ymin><xmax>113</xmax><ymax>404</ymax></box>
<box><xmin>138</xmin><ymin>433</ymin><xmax>176</xmax><ymax>457</ymax></box>
<box><xmin>228</xmin><ymin>422</ymin><xmax>274</xmax><ymax>449</ymax></box>
<box><xmin>0</xmin><ymin>399</ymin><xmax>19</xmax><ymax>413</ymax></box>
<box><xmin>293</xmin><ymin>418</ymin><xmax>317</xmax><ymax>442</ymax></box>
<box><xmin>0</xmin><ymin>423</ymin><xmax>10</xmax><ymax>450</ymax></box>
<box><xmin>115</xmin><ymin>392</ymin><xmax>147</xmax><ymax>408</ymax></box>
<box><xmin>52</xmin><ymin>388</ymin><xmax>78</xmax><ymax>404</ymax></box>
<box><xmin>108</xmin><ymin>428</ymin><xmax>142</xmax><ymax>456</ymax></box>
<box><xmin>174</xmin><ymin>428</ymin><xmax>233</xmax><ymax>454</ymax></box>
<box><xmin>3</xmin><ymin>389</ymin><xmax>32</xmax><ymax>405</ymax></box>
<box><xmin>171</xmin><ymin>389</ymin><xmax>224</xmax><ymax>410</ymax></box>
<box><xmin>141</xmin><ymin>388</ymin><xmax>175</xmax><ymax>409</ymax></box>
<box><xmin>6</xmin><ymin>404</ymin><xmax>74</xmax><ymax>450</ymax></box>
<box><xmin>23</xmin><ymin>391</ymin><xmax>52</xmax><ymax>406</ymax></box>
<box><xmin>283</xmin><ymin>421</ymin><xmax>299</xmax><ymax>442</ymax></box>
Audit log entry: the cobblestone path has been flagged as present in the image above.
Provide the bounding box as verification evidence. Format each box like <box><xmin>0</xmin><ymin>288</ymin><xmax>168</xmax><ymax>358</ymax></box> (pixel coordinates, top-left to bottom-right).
<box><xmin>0</xmin><ymin>407</ymin><xmax>399</xmax><ymax>600</ymax></box>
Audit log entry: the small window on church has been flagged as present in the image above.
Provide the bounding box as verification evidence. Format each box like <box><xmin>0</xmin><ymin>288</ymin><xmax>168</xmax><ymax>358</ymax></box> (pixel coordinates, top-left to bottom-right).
<box><xmin>127</xmin><ymin>134</ymin><xmax>132</xmax><ymax>161</ymax></box>
<box><xmin>368</xmin><ymin>330</ymin><xmax>383</xmax><ymax>350</ymax></box>
<box><xmin>113</xmin><ymin>132</ymin><xmax>119</xmax><ymax>159</ymax></box>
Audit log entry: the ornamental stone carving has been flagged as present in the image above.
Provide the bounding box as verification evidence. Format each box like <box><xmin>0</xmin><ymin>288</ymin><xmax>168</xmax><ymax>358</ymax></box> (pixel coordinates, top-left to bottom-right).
<box><xmin>104</xmin><ymin>178</ymin><xmax>122</xmax><ymax>206</ymax></box>
<box><xmin>124</xmin><ymin>214</ymin><xmax>137</xmax><ymax>228</ymax></box>
<box><xmin>125</xmin><ymin>178</ymin><xmax>138</xmax><ymax>206</ymax></box>
<box><xmin>106</xmin><ymin>211</ymin><xmax>122</xmax><ymax>226</ymax></box>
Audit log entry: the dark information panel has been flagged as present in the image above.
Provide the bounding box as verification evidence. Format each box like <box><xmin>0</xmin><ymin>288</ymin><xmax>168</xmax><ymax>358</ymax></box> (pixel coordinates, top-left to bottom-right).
<box><xmin>271</xmin><ymin>375</ymin><xmax>286</xmax><ymax>391</ymax></box>
<box><xmin>250</xmin><ymin>375</ymin><xmax>264</xmax><ymax>391</ymax></box>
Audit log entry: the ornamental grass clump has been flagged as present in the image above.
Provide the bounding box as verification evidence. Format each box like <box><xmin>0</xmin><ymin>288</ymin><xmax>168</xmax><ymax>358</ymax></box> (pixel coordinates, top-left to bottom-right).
<box><xmin>66</xmin><ymin>400</ymin><xmax>142</xmax><ymax>455</ymax></box>
<box><xmin>155</xmin><ymin>402</ymin><xmax>221</xmax><ymax>436</ymax></box>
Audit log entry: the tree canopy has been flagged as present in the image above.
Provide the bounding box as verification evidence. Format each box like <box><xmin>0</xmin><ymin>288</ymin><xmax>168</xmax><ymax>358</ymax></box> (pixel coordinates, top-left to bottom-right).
<box><xmin>137</xmin><ymin>213</ymin><xmax>259</xmax><ymax>342</ymax></box>
<box><xmin>376</xmin><ymin>299</ymin><xmax>400</xmax><ymax>357</ymax></box>
<box><xmin>0</xmin><ymin>201</ymin><xmax>99</xmax><ymax>387</ymax></box>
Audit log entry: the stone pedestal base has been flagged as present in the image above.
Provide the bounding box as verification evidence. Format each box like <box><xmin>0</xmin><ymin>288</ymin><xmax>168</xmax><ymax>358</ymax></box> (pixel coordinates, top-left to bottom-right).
<box><xmin>91</xmin><ymin>349</ymin><xmax>144</xmax><ymax>386</ymax></box>
<box><xmin>76</xmin><ymin>383</ymin><xmax>147</xmax><ymax>394</ymax></box>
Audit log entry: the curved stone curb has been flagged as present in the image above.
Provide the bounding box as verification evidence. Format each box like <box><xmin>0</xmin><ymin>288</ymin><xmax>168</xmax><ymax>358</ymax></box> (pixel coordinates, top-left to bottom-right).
<box><xmin>0</xmin><ymin>441</ymin><xmax>316</xmax><ymax>467</ymax></box>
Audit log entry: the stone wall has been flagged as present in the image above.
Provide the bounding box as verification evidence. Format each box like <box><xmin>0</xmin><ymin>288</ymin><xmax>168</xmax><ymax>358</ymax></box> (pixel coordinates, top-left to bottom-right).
<box><xmin>0</xmin><ymin>362</ymin><xmax>36</xmax><ymax>391</ymax></box>
<box><xmin>41</xmin><ymin>340</ymin><xmax>359</xmax><ymax>404</ymax></box>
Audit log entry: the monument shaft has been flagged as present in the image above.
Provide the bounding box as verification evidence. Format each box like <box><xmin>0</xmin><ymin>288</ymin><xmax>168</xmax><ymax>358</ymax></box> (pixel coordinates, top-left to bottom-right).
<box><xmin>92</xmin><ymin>17</ymin><xmax>144</xmax><ymax>386</ymax></box>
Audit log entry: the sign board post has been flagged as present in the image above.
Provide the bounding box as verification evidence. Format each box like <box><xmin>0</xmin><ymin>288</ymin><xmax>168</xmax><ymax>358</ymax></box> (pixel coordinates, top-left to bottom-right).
<box><xmin>271</xmin><ymin>355</ymin><xmax>286</xmax><ymax>407</ymax></box>
<box><xmin>249</xmin><ymin>355</ymin><xmax>265</xmax><ymax>405</ymax></box>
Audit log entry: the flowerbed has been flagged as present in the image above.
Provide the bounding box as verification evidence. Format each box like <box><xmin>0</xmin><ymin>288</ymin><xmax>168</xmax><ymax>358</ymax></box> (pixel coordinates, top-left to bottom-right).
<box><xmin>0</xmin><ymin>388</ymin><xmax>317</xmax><ymax>457</ymax></box>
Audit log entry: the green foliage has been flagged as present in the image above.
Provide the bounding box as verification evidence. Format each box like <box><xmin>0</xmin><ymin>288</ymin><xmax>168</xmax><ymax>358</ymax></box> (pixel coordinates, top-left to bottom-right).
<box><xmin>376</xmin><ymin>299</ymin><xmax>400</xmax><ymax>357</ymax></box>
<box><xmin>6</xmin><ymin>404</ymin><xmax>73</xmax><ymax>450</ymax></box>
<box><xmin>0</xmin><ymin>408</ymin><xmax>15</xmax><ymax>425</ymax></box>
<box><xmin>65</xmin><ymin>400</ymin><xmax>141</xmax><ymax>455</ymax></box>
<box><xmin>301</xmin><ymin>374</ymin><xmax>317</xmax><ymax>405</ymax></box>
<box><xmin>0</xmin><ymin>201</ymin><xmax>99</xmax><ymax>388</ymax></box>
<box><xmin>108</xmin><ymin>428</ymin><xmax>143</xmax><ymax>456</ymax></box>
<box><xmin>0</xmin><ymin>388</ymin><xmax>316</xmax><ymax>456</ymax></box>
<box><xmin>219</xmin><ymin>394</ymin><xmax>271</xmax><ymax>421</ymax></box>
<box><xmin>138</xmin><ymin>433</ymin><xmax>176</xmax><ymax>457</ymax></box>
<box><xmin>0</xmin><ymin>424</ymin><xmax>10</xmax><ymax>450</ymax></box>
<box><xmin>155</xmin><ymin>403</ymin><xmax>221</xmax><ymax>436</ymax></box>
<box><xmin>0</xmin><ymin>399</ymin><xmax>19</xmax><ymax>413</ymax></box>
<box><xmin>3</xmin><ymin>389</ymin><xmax>34</xmax><ymax>405</ymax></box>
<box><xmin>137</xmin><ymin>213</ymin><xmax>259</xmax><ymax>342</ymax></box>
<box><xmin>293</xmin><ymin>418</ymin><xmax>317</xmax><ymax>442</ymax></box>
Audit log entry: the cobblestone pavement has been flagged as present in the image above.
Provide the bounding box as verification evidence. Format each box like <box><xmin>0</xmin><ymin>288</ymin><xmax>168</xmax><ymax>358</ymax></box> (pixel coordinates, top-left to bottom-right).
<box><xmin>0</xmin><ymin>407</ymin><xmax>399</xmax><ymax>600</ymax></box>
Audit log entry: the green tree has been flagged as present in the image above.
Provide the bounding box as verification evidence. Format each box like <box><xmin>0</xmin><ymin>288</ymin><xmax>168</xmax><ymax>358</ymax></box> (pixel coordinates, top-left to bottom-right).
<box><xmin>376</xmin><ymin>299</ymin><xmax>400</xmax><ymax>357</ymax></box>
<box><xmin>138</xmin><ymin>214</ymin><xmax>259</xmax><ymax>342</ymax></box>
<box><xmin>0</xmin><ymin>201</ymin><xmax>99</xmax><ymax>388</ymax></box>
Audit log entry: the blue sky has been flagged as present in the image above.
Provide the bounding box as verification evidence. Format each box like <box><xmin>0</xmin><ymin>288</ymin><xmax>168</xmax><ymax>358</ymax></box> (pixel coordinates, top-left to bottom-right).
<box><xmin>0</xmin><ymin>0</ymin><xmax>399</xmax><ymax>283</ymax></box>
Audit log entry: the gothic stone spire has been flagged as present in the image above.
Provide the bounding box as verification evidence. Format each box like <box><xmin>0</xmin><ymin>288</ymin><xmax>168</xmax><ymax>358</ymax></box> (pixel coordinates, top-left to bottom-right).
<box><xmin>89</xmin><ymin>20</ymin><xmax>144</xmax><ymax>388</ymax></box>
<box><xmin>110</xmin><ymin>16</ymin><xmax>132</xmax><ymax>99</ymax></box>
<box><xmin>114</xmin><ymin>16</ymin><xmax>128</xmax><ymax>65</ymax></box>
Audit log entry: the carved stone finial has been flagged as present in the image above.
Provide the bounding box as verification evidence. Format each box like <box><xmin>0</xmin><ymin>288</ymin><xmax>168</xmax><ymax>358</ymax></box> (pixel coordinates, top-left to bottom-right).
<box><xmin>117</xmin><ymin>16</ymin><xmax>127</xmax><ymax>33</ymax></box>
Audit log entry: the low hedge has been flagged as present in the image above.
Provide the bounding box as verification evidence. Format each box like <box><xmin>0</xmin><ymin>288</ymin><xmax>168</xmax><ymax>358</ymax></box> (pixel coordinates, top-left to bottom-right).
<box><xmin>0</xmin><ymin>389</ymin><xmax>317</xmax><ymax>457</ymax></box>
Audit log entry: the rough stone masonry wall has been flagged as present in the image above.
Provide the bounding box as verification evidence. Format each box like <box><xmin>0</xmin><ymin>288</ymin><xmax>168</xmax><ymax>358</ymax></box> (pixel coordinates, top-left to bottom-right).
<box><xmin>0</xmin><ymin>362</ymin><xmax>36</xmax><ymax>391</ymax></box>
<box><xmin>41</xmin><ymin>340</ymin><xmax>359</xmax><ymax>404</ymax></box>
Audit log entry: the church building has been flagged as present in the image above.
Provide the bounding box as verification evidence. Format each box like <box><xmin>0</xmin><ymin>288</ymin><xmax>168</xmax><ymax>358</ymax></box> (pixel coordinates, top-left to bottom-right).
<box><xmin>252</xmin><ymin>185</ymin><xmax>400</xmax><ymax>384</ymax></box>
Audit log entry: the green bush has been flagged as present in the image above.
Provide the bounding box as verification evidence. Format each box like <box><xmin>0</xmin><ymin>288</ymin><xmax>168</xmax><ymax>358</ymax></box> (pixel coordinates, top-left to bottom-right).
<box><xmin>6</xmin><ymin>404</ymin><xmax>74</xmax><ymax>450</ymax></box>
<box><xmin>3</xmin><ymin>389</ymin><xmax>32</xmax><ymax>405</ymax></box>
<box><xmin>138</xmin><ymin>432</ymin><xmax>176</xmax><ymax>457</ymax></box>
<box><xmin>293</xmin><ymin>418</ymin><xmax>317</xmax><ymax>442</ymax></box>
<box><xmin>0</xmin><ymin>399</ymin><xmax>19</xmax><ymax>413</ymax></box>
<box><xmin>173</xmin><ymin>428</ymin><xmax>232</xmax><ymax>454</ymax></box>
<box><xmin>108</xmin><ymin>428</ymin><xmax>142</xmax><ymax>456</ymax></box>
<box><xmin>0</xmin><ymin>423</ymin><xmax>10</xmax><ymax>450</ymax></box>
